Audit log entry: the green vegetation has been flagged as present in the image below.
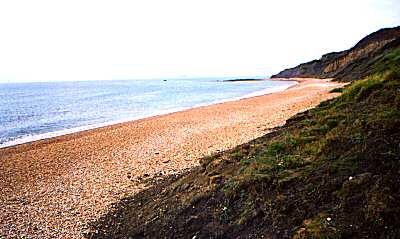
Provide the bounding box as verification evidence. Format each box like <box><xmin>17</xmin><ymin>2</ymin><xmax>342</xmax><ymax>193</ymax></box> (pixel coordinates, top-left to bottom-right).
<box><xmin>85</xmin><ymin>46</ymin><xmax>400</xmax><ymax>238</ymax></box>
<box><xmin>367</xmin><ymin>48</ymin><xmax>400</xmax><ymax>75</ymax></box>
<box><xmin>213</xmin><ymin>69</ymin><xmax>400</xmax><ymax>238</ymax></box>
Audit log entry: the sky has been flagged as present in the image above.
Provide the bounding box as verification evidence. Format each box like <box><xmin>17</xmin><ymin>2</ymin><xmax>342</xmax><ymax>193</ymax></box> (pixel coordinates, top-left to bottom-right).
<box><xmin>0</xmin><ymin>0</ymin><xmax>399</xmax><ymax>82</ymax></box>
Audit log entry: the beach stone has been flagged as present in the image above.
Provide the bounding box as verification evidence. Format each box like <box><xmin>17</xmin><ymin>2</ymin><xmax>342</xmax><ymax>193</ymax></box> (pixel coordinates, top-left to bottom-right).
<box><xmin>0</xmin><ymin>78</ymin><xmax>345</xmax><ymax>238</ymax></box>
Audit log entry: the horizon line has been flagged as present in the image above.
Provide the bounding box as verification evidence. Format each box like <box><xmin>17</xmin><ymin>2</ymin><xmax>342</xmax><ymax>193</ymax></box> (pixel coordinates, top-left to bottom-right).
<box><xmin>0</xmin><ymin>75</ymin><xmax>272</xmax><ymax>84</ymax></box>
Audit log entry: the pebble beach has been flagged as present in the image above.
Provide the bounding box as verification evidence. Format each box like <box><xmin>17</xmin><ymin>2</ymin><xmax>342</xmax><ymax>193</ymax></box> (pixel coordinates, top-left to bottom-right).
<box><xmin>0</xmin><ymin>78</ymin><xmax>346</xmax><ymax>238</ymax></box>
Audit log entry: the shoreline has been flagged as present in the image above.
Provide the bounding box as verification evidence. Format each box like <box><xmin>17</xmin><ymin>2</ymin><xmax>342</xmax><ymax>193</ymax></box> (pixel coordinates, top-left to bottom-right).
<box><xmin>0</xmin><ymin>78</ymin><xmax>346</xmax><ymax>238</ymax></box>
<box><xmin>0</xmin><ymin>79</ymin><xmax>297</xmax><ymax>150</ymax></box>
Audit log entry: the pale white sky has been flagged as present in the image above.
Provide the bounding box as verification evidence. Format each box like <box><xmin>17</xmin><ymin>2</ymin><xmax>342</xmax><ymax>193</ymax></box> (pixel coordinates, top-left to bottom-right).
<box><xmin>0</xmin><ymin>0</ymin><xmax>399</xmax><ymax>82</ymax></box>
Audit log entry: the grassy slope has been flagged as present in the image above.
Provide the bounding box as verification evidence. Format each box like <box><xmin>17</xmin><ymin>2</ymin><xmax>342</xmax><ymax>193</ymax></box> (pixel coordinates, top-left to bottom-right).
<box><xmin>85</xmin><ymin>50</ymin><xmax>400</xmax><ymax>238</ymax></box>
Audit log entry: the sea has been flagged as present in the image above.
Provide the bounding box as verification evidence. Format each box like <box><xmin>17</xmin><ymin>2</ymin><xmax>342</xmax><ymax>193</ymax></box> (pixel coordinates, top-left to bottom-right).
<box><xmin>0</xmin><ymin>77</ymin><xmax>296</xmax><ymax>148</ymax></box>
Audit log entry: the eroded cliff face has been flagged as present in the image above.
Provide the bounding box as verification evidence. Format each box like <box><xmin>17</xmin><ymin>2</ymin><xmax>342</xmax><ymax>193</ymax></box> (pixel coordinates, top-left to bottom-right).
<box><xmin>323</xmin><ymin>39</ymin><xmax>392</xmax><ymax>74</ymax></box>
<box><xmin>272</xmin><ymin>26</ymin><xmax>400</xmax><ymax>81</ymax></box>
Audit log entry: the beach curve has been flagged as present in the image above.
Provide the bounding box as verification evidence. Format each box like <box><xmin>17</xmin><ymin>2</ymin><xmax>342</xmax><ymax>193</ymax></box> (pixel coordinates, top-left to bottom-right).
<box><xmin>0</xmin><ymin>78</ymin><xmax>346</xmax><ymax>238</ymax></box>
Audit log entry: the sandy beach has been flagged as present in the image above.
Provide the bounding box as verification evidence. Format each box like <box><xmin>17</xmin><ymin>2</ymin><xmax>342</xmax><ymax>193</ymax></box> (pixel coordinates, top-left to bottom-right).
<box><xmin>0</xmin><ymin>78</ymin><xmax>346</xmax><ymax>238</ymax></box>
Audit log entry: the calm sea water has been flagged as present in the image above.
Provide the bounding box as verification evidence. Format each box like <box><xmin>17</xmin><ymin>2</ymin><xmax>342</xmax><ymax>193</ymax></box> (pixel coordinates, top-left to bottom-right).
<box><xmin>0</xmin><ymin>78</ymin><xmax>295</xmax><ymax>148</ymax></box>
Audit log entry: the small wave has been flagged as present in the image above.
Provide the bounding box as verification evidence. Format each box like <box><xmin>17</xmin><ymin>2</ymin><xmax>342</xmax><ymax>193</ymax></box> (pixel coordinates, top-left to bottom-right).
<box><xmin>0</xmin><ymin>80</ymin><xmax>297</xmax><ymax>149</ymax></box>
<box><xmin>194</xmin><ymin>80</ymin><xmax>297</xmax><ymax>107</ymax></box>
<box><xmin>0</xmin><ymin>106</ymin><xmax>192</xmax><ymax>149</ymax></box>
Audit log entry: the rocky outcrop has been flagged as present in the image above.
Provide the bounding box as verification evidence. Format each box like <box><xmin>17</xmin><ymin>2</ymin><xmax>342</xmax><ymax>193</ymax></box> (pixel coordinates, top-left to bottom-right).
<box><xmin>272</xmin><ymin>26</ymin><xmax>400</xmax><ymax>81</ymax></box>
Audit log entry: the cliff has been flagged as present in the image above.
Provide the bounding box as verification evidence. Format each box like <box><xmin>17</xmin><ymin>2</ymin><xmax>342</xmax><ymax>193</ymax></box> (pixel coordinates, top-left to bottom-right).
<box><xmin>272</xmin><ymin>26</ymin><xmax>400</xmax><ymax>81</ymax></box>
